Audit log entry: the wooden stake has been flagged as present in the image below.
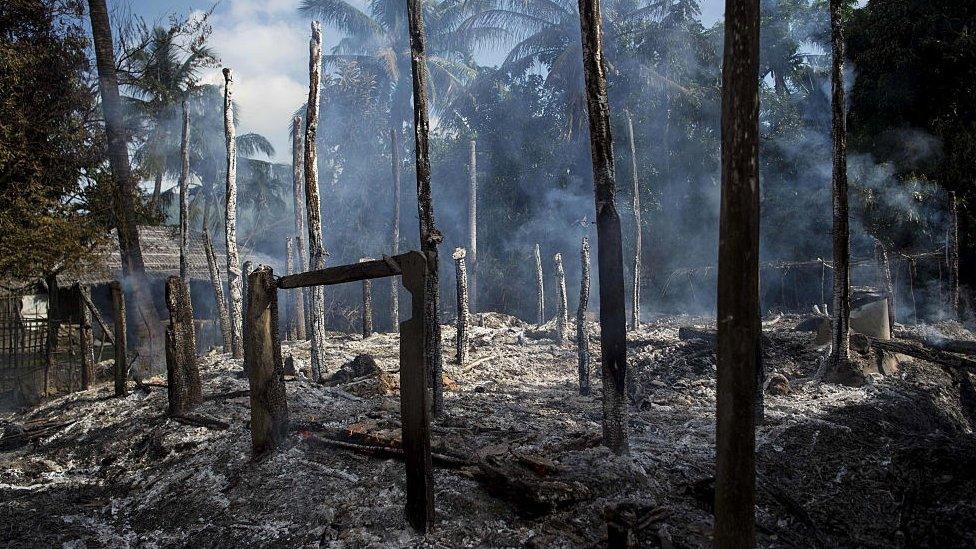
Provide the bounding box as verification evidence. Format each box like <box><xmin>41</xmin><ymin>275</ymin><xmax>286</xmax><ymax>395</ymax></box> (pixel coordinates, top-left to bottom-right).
<box><xmin>360</xmin><ymin>258</ymin><xmax>374</xmax><ymax>338</ymax></box>
<box><xmin>577</xmin><ymin>237</ymin><xmax>591</xmax><ymax>395</ymax></box>
<box><xmin>453</xmin><ymin>248</ymin><xmax>469</xmax><ymax>365</ymax></box>
<box><xmin>203</xmin><ymin>224</ymin><xmax>233</xmax><ymax>353</ymax></box>
<box><xmin>535</xmin><ymin>243</ymin><xmax>545</xmax><ymax>325</ymax></box>
<box><xmin>390</xmin><ymin>127</ymin><xmax>402</xmax><ymax>330</ymax></box>
<box><xmin>304</xmin><ymin>22</ymin><xmax>328</xmax><ymax>382</ymax></box>
<box><xmin>110</xmin><ymin>281</ymin><xmax>128</xmax><ymax>397</ymax></box>
<box><xmin>179</xmin><ymin>100</ymin><xmax>190</xmax><ymax>282</ymax></box>
<box><xmin>246</xmin><ymin>266</ymin><xmax>288</xmax><ymax>456</ymax></box>
<box><xmin>714</xmin><ymin>0</ymin><xmax>760</xmax><ymax>544</ymax></box>
<box><xmin>948</xmin><ymin>191</ymin><xmax>960</xmax><ymax>319</ymax></box>
<box><xmin>44</xmin><ymin>274</ymin><xmax>58</xmax><ymax>397</ymax></box>
<box><xmin>78</xmin><ymin>285</ymin><xmax>94</xmax><ymax>390</ymax></box>
<box><xmin>577</xmin><ymin>0</ymin><xmax>629</xmax><ymax>454</ymax></box>
<box><xmin>554</xmin><ymin>253</ymin><xmax>568</xmax><ymax>345</ymax></box>
<box><xmin>468</xmin><ymin>139</ymin><xmax>478</xmax><ymax>314</ymax></box>
<box><xmin>291</xmin><ymin>116</ymin><xmax>309</xmax><ymax>342</ymax></box>
<box><xmin>626</xmin><ymin>111</ymin><xmax>641</xmax><ymax>330</ymax></box>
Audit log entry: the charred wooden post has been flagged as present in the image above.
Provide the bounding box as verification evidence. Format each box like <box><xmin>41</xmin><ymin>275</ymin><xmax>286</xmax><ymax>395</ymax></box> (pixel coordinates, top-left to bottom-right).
<box><xmin>246</xmin><ymin>266</ymin><xmax>288</xmax><ymax>456</ymax></box>
<box><xmin>406</xmin><ymin>0</ymin><xmax>446</xmax><ymax>416</ymax></box>
<box><xmin>291</xmin><ymin>117</ymin><xmax>309</xmax><ymax>342</ymax></box>
<box><xmin>468</xmin><ymin>139</ymin><xmax>478</xmax><ymax>313</ymax></box>
<box><xmin>360</xmin><ymin>258</ymin><xmax>375</xmax><ymax>338</ymax></box>
<box><xmin>714</xmin><ymin>0</ymin><xmax>761</xmax><ymax>544</ymax></box>
<box><xmin>390</xmin><ymin>127</ymin><xmax>402</xmax><ymax>329</ymax></box>
<box><xmin>535</xmin><ymin>243</ymin><xmax>545</xmax><ymax>325</ymax></box>
<box><xmin>554</xmin><ymin>253</ymin><xmax>568</xmax><ymax>345</ymax></box>
<box><xmin>78</xmin><ymin>285</ymin><xmax>94</xmax><ymax>389</ymax></box>
<box><xmin>396</xmin><ymin>251</ymin><xmax>435</xmax><ymax>533</ymax></box>
<box><xmin>875</xmin><ymin>239</ymin><xmax>895</xmax><ymax>335</ymax></box>
<box><xmin>44</xmin><ymin>274</ymin><xmax>58</xmax><ymax>397</ymax></box>
<box><xmin>577</xmin><ymin>0</ymin><xmax>629</xmax><ymax>454</ymax></box>
<box><xmin>286</xmin><ymin>238</ymin><xmax>298</xmax><ymax>340</ymax></box>
<box><xmin>110</xmin><ymin>281</ymin><xmax>128</xmax><ymax>396</ymax></box>
<box><xmin>453</xmin><ymin>248</ymin><xmax>469</xmax><ymax>365</ymax></box>
<box><xmin>825</xmin><ymin>0</ymin><xmax>859</xmax><ymax>384</ymax></box>
<box><xmin>296</xmin><ymin>234</ymin><xmax>311</xmax><ymax>339</ymax></box>
<box><xmin>203</xmin><ymin>226</ymin><xmax>233</xmax><ymax>353</ymax></box>
<box><xmin>626</xmin><ymin>111</ymin><xmax>642</xmax><ymax>330</ymax></box>
<box><xmin>577</xmin><ymin>237</ymin><xmax>591</xmax><ymax>395</ymax></box>
<box><xmin>948</xmin><ymin>191</ymin><xmax>960</xmax><ymax>319</ymax></box>
<box><xmin>222</xmin><ymin>68</ymin><xmax>245</xmax><ymax>360</ymax></box>
<box><xmin>164</xmin><ymin>276</ymin><xmax>201</xmax><ymax>417</ymax></box>
<box><xmin>305</xmin><ymin>22</ymin><xmax>329</xmax><ymax>382</ymax></box>
<box><xmin>179</xmin><ymin>100</ymin><xmax>190</xmax><ymax>281</ymax></box>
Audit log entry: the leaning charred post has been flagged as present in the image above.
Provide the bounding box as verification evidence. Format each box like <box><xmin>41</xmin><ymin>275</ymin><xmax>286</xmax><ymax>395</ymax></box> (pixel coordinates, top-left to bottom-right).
<box><xmin>246</xmin><ymin>266</ymin><xmax>289</xmax><ymax>456</ymax></box>
<box><xmin>577</xmin><ymin>0</ymin><xmax>629</xmax><ymax>454</ymax></box>
<box><xmin>535</xmin><ymin>243</ymin><xmax>545</xmax><ymax>325</ymax></box>
<box><xmin>406</xmin><ymin>0</ymin><xmax>446</xmax><ymax>416</ymax></box>
<box><xmin>554</xmin><ymin>253</ymin><xmax>568</xmax><ymax>345</ymax></box>
<box><xmin>453</xmin><ymin>247</ymin><xmax>469</xmax><ymax>365</ymax></box>
<box><xmin>222</xmin><ymin>68</ymin><xmax>245</xmax><ymax>360</ymax></box>
<box><xmin>304</xmin><ymin>22</ymin><xmax>329</xmax><ymax>382</ymax></box>
<box><xmin>577</xmin><ymin>237</ymin><xmax>591</xmax><ymax>395</ymax></box>
<box><xmin>714</xmin><ymin>0</ymin><xmax>761</xmax><ymax>545</ymax></box>
<box><xmin>202</xmin><ymin>218</ymin><xmax>233</xmax><ymax>354</ymax></box>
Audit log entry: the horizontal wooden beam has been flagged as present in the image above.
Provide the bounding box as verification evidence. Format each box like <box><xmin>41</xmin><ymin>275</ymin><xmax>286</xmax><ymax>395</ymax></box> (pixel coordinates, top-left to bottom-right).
<box><xmin>277</xmin><ymin>253</ymin><xmax>413</xmax><ymax>289</ymax></box>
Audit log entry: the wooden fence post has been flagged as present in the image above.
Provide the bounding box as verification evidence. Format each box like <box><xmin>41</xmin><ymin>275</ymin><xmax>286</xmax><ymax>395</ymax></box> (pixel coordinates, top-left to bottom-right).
<box><xmin>78</xmin><ymin>284</ymin><xmax>94</xmax><ymax>390</ymax></box>
<box><xmin>247</xmin><ymin>266</ymin><xmax>288</xmax><ymax>456</ymax></box>
<box><xmin>397</xmin><ymin>251</ymin><xmax>434</xmax><ymax>533</ymax></box>
<box><xmin>110</xmin><ymin>281</ymin><xmax>127</xmax><ymax>397</ymax></box>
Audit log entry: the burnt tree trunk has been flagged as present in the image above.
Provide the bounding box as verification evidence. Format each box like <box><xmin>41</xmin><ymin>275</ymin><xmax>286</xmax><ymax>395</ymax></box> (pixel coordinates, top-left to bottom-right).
<box><xmin>164</xmin><ymin>276</ymin><xmax>201</xmax><ymax>416</ymax></box>
<box><xmin>202</xmin><ymin>209</ymin><xmax>233</xmax><ymax>354</ymax></box>
<box><xmin>714</xmin><ymin>0</ymin><xmax>761</xmax><ymax>545</ymax></box>
<box><xmin>453</xmin><ymin>248</ymin><xmax>469</xmax><ymax>365</ymax></box>
<box><xmin>87</xmin><ymin>0</ymin><xmax>159</xmax><ymax>373</ymax></box>
<box><xmin>626</xmin><ymin>111</ymin><xmax>642</xmax><ymax>330</ymax></box>
<box><xmin>535</xmin><ymin>243</ymin><xmax>545</xmax><ymax>325</ymax></box>
<box><xmin>468</xmin><ymin>139</ymin><xmax>478</xmax><ymax>314</ymax></box>
<box><xmin>291</xmin><ymin>116</ymin><xmax>308</xmax><ymax>340</ymax></box>
<box><xmin>825</xmin><ymin>0</ymin><xmax>861</xmax><ymax>385</ymax></box>
<box><xmin>305</xmin><ymin>22</ymin><xmax>329</xmax><ymax>382</ymax></box>
<box><xmin>222</xmin><ymin>68</ymin><xmax>245</xmax><ymax>360</ymax></box>
<box><xmin>577</xmin><ymin>0</ymin><xmax>629</xmax><ymax>454</ymax></box>
<box><xmin>554</xmin><ymin>253</ymin><xmax>568</xmax><ymax>345</ymax></box>
<box><xmin>179</xmin><ymin>100</ymin><xmax>191</xmax><ymax>281</ymax></box>
<box><xmin>948</xmin><ymin>191</ymin><xmax>960</xmax><ymax>319</ymax></box>
<box><xmin>360</xmin><ymin>258</ymin><xmax>375</xmax><ymax>338</ymax></box>
<box><xmin>110</xmin><ymin>280</ymin><xmax>128</xmax><ymax>397</ymax></box>
<box><xmin>78</xmin><ymin>285</ymin><xmax>94</xmax><ymax>390</ymax></box>
<box><xmin>406</xmin><ymin>0</ymin><xmax>446</xmax><ymax>416</ymax></box>
<box><xmin>246</xmin><ymin>266</ymin><xmax>289</xmax><ymax>456</ymax></box>
<box><xmin>577</xmin><ymin>237</ymin><xmax>591</xmax><ymax>395</ymax></box>
<box><xmin>390</xmin><ymin>127</ymin><xmax>402</xmax><ymax>329</ymax></box>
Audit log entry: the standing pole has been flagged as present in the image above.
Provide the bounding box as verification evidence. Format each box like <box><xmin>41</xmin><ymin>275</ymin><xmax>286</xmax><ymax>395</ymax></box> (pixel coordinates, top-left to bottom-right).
<box><xmin>406</xmin><ymin>0</ymin><xmax>446</xmax><ymax>416</ymax></box>
<box><xmin>203</xmin><ymin>215</ymin><xmax>233</xmax><ymax>354</ymax></box>
<box><xmin>534</xmin><ymin>243</ymin><xmax>545</xmax><ymax>325</ymax></box>
<box><xmin>554</xmin><ymin>253</ymin><xmax>568</xmax><ymax>345</ymax></box>
<box><xmin>468</xmin><ymin>139</ymin><xmax>478</xmax><ymax>314</ymax></box>
<box><xmin>875</xmin><ymin>239</ymin><xmax>895</xmax><ymax>335</ymax></box>
<box><xmin>78</xmin><ymin>285</ymin><xmax>94</xmax><ymax>390</ymax></box>
<box><xmin>222</xmin><ymin>68</ymin><xmax>245</xmax><ymax>359</ymax></box>
<box><xmin>453</xmin><ymin>248</ymin><xmax>469</xmax><ymax>365</ymax></box>
<box><xmin>390</xmin><ymin>127</ymin><xmax>402</xmax><ymax>329</ymax></box>
<box><xmin>360</xmin><ymin>258</ymin><xmax>375</xmax><ymax>338</ymax></box>
<box><xmin>291</xmin><ymin>116</ymin><xmax>308</xmax><ymax>341</ymax></box>
<box><xmin>948</xmin><ymin>191</ymin><xmax>960</xmax><ymax>319</ymax></box>
<box><xmin>305</xmin><ymin>22</ymin><xmax>329</xmax><ymax>382</ymax></box>
<box><xmin>577</xmin><ymin>0</ymin><xmax>629</xmax><ymax>454</ymax></box>
<box><xmin>44</xmin><ymin>274</ymin><xmax>59</xmax><ymax>397</ymax></box>
<box><xmin>626</xmin><ymin>111</ymin><xmax>642</xmax><ymax>330</ymax></box>
<box><xmin>110</xmin><ymin>280</ymin><xmax>128</xmax><ymax>397</ymax></box>
<box><xmin>164</xmin><ymin>276</ymin><xmax>201</xmax><ymax>416</ymax></box>
<box><xmin>246</xmin><ymin>266</ymin><xmax>289</xmax><ymax>456</ymax></box>
<box><xmin>179</xmin><ymin>100</ymin><xmax>191</xmax><ymax>282</ymax></box>
<box><xmin>714</xmin><ymin>0</ymin><xmax>761</xmax><ymax>544</ymax></box>
<box><xmin>577</xmin><ymin>237</ymin><xmax>591</xmax><ymax>395</ymax></box>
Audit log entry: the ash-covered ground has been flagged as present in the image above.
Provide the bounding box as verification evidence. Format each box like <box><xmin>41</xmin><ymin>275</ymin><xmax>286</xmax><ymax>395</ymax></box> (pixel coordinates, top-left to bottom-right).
<box><xmin>2</xmin><ymin>313</ymin><xmax>975</xmax><ymax>548</ymax></box>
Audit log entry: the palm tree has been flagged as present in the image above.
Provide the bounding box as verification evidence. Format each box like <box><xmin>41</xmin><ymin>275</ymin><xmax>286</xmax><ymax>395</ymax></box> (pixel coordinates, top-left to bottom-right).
<box><xmin>121</xmin><ymin>24</ymin><xmax>217</xmax><ymax>212</ymax></box>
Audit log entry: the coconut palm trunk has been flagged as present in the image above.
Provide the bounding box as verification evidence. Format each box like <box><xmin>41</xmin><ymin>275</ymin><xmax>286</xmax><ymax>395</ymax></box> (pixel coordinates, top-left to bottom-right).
<box><xmin>714</xmin><ymin>0</ymin><xmax>761</xmax><ymax>544</ymax></box>
<box><xmin>468</xmin><ymin>139</ymin><xmax>478</xmax><ymax>314</ymax></box>
<box><xmin>577</xmin><ymin>237</ymin><xmax>591</xmax><ymax>395</ymax></box>
<box><xmin>626</xmin><ymin>112</ymin><xmax>641</xmax><ymax>329</ymax></box>
<box><xmin>577</xmin><ymin>0</ymin><xmax>629</xmax><ymax>455</ymax></box>
<box><xmin>406</xmin><ymin>0</ymin><xmax>446</xmax><ymax>416</ymax></box>
<box><xmin>179</xmin><ymin>101</ymin><xmax>190</xmax><ymax>282</ymax></box>
<box><xmin>87</xmin><ymin>0</ymin><xmax>160</xmax><ymax>369</ymax></box>
<box><xmin>390</xmin><ymin>126</ymin><xmax>402</xmax><ymax>329</ymax></box>
<box><xmin>222</xmin><ymin>68</ymin><xmax>245</xmax><ymax>360</ymax></box>
<box><xmin>305</xmin><ymin>22</ymin><xmax>329</xmax><ymax>382</ymax></box>
<box><xmin>291</xmin><ymin>116</ymin><xmax>308</xmax><ymax>340</ymax></box>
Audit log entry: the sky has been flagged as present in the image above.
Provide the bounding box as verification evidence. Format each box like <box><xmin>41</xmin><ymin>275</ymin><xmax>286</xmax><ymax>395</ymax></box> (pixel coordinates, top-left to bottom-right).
<box><xmin>110</xmin><ymin>0</ymin><xmax>726</xmax><ymax>168</ymax></box>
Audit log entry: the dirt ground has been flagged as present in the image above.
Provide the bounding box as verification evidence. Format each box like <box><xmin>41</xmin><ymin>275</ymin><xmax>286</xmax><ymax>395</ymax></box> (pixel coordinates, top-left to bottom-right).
<box><xmin>1</xmin><ymin>313</ymin><xmax>975</xmax><ymax>548</ymax></box>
